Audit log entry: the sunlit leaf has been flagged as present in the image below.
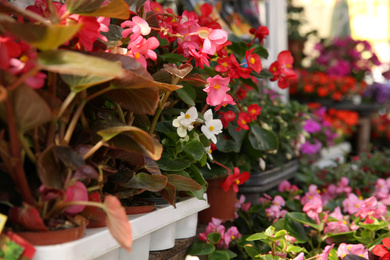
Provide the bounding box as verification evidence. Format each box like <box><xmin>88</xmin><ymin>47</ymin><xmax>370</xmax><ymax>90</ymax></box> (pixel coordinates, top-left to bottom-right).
<box><xmin>60</xmin><ymin>74</ymin><xmax>115</xmax><ymax>93</ymax></box>
<box><xmin>76</xmin><ymin>0</ymin><xmax>130</xmax><ymax>19</ymax></box>
<box><xmin>38</xmin><ymin>50</ymin><xmax>124</xmax><ymax>78</ymax></box>
<box><xmin>0</xmin><ymin>21</ymin><xmax>81</xmax><ymax>50</ymax></box>
<box><xmin>66</xmin><ymin>0</ymin><xmax>105</xmax><ymax>14</ymax></box>
<box><xmin>104</xmin><ymin>195</ymin><xmax>132</xmax><ymax>252</ymax></box>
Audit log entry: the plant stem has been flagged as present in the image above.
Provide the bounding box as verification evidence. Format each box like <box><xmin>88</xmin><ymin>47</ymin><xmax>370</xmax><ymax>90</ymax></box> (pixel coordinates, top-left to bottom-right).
<box><xmin>83</xmin><ymin>140</ymin><xmax>105</xmax><ymax>160</ymax></box>
<box><xmin>85</xmin><ymin>86</ymin><xmax>115</xmax><ymax>102</ymax></box>
<box><xmin>57</xmin><ymin>91</ymin><xmax>77</xmax><ymax>120</ymax></box>
<box><xmin>213</xmin><ymin>159</ymin><xmax>232</xmax><ymax>174</ymax></box>
<box><xmin>5</xmin><ymin>97</ymin><xmax>35</xmax><ymax>205</ymax></box>
<box><xmin>63</xmin><ymin>98</ymin><xmax>87</xmax><ymax>145</ymax></box>
<box><xmin>8</xmin><ymin>67</ymin><xmax>40</xmax><ymax>91</ymax></box>
<box><xmin>18</xmin><ymin>132</ymin><xmax>37</xmax><ymax>164</ymax></box>
<box><xmin>115</xmin><ymin>102</ymin><xmax>126</xmax><ymax>124</ymax></box>
<box><xmin>149</xmin><ymin>92</ymin><xmax>171</xmax><ymax>135</ymax></box>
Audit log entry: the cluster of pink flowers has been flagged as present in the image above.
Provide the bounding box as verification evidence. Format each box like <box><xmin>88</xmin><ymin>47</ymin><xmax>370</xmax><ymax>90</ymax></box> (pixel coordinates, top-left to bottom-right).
<box><xmin>199</xmin><ymin>217</ymin><xmax>241</xmax><ymax>249</ymax></box>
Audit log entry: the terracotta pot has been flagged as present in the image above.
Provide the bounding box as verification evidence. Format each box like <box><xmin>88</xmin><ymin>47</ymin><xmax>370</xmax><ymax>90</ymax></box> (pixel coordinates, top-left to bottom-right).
<box><xmin>198</xmin><ymin>177</ymin><xmax>237</xmax><ymax>224</ymax></box>
<box><xmin>123</xmin><ymin>198</ymin><xmax>156</xmax><ymax>215</ymax></box>
<box><xmin>16</xmin><ymin>225</ymin><xmax>86</xmax><ymax>246</ymax></box>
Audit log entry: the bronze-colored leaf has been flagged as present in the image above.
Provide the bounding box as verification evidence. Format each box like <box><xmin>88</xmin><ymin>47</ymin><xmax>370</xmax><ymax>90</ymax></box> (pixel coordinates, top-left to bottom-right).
<box><xmin>37</xmin><ymin>145</ymin><xmax>63</xmax><ymax>189</ymax></box>
<box><xmin>144</xmin><ymin>157</ymin><xmax>161</xmax><ymax>175</ymax></box>
<box><xmin>107</xmin><ymin>149</ymin><xmax>146</xmax><ymax>167</ymax></box>
<box><xmin>167</xmin><ymin>174</ymin><xmax>202</xmax><ymax>191</ymax></box>
<box><xmin>53</xmin><ymin>145</ymin><xmax>84</xmax><ymax>169</ymax></box>
<box><xmin>66</xmin><ymin>0</ymin><xmax>106</xmax><ymax>14</ymax></box>
<box><xmin>163</xmin><ymin>63</ymin><xmax>193</xmax><ymax>79</ymax></box>
<box><xmin>77</xmin><ymin>0</ymin><xmax>130</xmax><ymax>20</ymax></box>
<box><xmin>105</xmin><ymin>87</ymin><xmax>159</xmax><ymax>115</ymax></box>
<box><xmin>0</xmin><ymin>84</ymin><xmax>53</xmax><ymax>133</ymax></box>
<box><xmin>159</xmin><ymin>182</ymin><xmax>176</xmax><ymax>208</ymax></box>
<box><xmin>116</xmin><ymin>172</ymin><xmax>168</xmax><ymax>192</ymax></box>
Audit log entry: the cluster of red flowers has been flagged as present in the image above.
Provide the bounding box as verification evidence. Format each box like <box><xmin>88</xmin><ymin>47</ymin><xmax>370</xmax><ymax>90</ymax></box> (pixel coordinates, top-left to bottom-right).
<box><xmin>218</xmin><ymin>103</ymin><xmax>262</xmax><ymax>132</ymax></box>
<box><xmin>290</xmin><ymin>69</ymin><xmax>368</xmax><ymax>101</ymax></box>
<box><xmin>371</xmin><ymin>113</ymin><xmax>390</xmax><ymax>141</ymax></box>
<box><xmin>308</xmin><ymin>103</ymin><xmax>359</xmax><ymax>137</ymax></box>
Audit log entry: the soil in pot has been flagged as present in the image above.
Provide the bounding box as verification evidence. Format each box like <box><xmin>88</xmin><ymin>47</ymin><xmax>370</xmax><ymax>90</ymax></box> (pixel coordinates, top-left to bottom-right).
<box><xmin>121</xmin><ymin>197</ymin><xmax>156</xmax><ymax>215</ymax></box>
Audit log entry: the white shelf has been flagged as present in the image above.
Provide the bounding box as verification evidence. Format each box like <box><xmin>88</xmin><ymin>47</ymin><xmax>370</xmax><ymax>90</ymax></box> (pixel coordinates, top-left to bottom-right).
<box><xmin>32</xmin><ymin>196</ymin><xmax>209</xmax><ymax>260</ymax></box>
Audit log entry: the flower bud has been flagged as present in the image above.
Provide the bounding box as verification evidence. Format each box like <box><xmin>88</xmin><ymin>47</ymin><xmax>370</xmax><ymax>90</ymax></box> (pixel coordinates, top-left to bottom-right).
<box><xmin>259</xmin><ymin>158</ymin><xmax>266</xmax><ymax>171</ymax></box>
<box><xmin>286</xmin><ymin>153</ymin><xmax>292</xmax><ymax>160</ymax></box>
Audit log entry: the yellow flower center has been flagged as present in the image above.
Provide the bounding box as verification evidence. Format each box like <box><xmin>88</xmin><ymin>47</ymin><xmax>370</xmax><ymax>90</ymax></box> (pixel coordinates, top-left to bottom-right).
<box><xmin>222</xmin><ymin>62</ymin><xmax>228</xmax><ymax>67</ymax></box>
<box><xmin>209</xmin><ymin>126</ymin><xmax>214</xmax><ymax>131</ymax></box>
<box><xmin>20</xmin><ymin>54</ymin><xmax>29</xmax><ymax>63</ymax></box>
<box><xmin>171</xmin><ymin>18</ymin><xmax>176</xmax><ymax>22</ymax></box>
<box><xmin>358</xmin><ymin>196</ymin><xmax>363</xmax><ymax>200</ymax></box>
<box><xmin>286</xmin><ymin>64</ymin><xmax>291</xmax><ymax>68</ymax></box>
<box><xmin>214</xmin><ymin>84</ymin><xmax>221</xmax><ymax>89</ymax></box>
<box><xmin>272</xmin><ymin>67</ymin><xmax>277</xmax><ymax>71</ymax></box>
<box><xmin>355</xmin><ymin>203</ymin><xmax>360</xmax><ymax>207</ymax></box>
<box><xmin>236</xmin><ymin>180</ymin><xmax>240</xmax><ymax>185</ymax></box>
<box><xmin>231</xmin><ymin>235</ymin><xmax>235</xmax><ymax>240</ymax></box>
<box><xmin>251</xmin><ymin>109</ymin><xmax>256</xmax><ymax>114</ymax></box>
<box><xmin>208</xmin><ymin>149</ymin><xmax>212</xmax><ymax>154</ymax></box>
<box><xmin>241</xmin><ymin>120</ymin><xmax>247</xmax><ymax>125</ymax></box>
<box><xmin>185</xmin><ymin>114</ymin><xmax>191</xmax><ymax>119</ymax></box>
<box><xmin>250</xmin><ymin>57</ymin><xmax>255</xmax><ymax>64</ymax></box>
<box><xmin>135</xmin><ymin>52</ymin><xmax>140</xmax><ymax>59</ymax></box>
<box><xmin>274</xmin><ymin>202</ymin><xmax>278</xmax><ymax>205</ymax></box>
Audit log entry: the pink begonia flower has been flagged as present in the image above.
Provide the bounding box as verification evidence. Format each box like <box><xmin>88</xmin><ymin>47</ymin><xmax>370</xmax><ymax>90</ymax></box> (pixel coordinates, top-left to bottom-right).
<box><xmin>214</xmin><ymin>94</ymin><xmax>236</xmax><ymax>111</ymax></box>
<box><xmin>286</xmin><ymin>234</ymin><xmax>297</xmax><ymax>243</ymax></box>
<box><xmin>337</xmin><ymin>243</ymin><xmax>368</xmax><ymax>259</ymax></box>
<box><xmin>64</xmin><ymin>181</ymin><xmax>88</xmax><ymax>214</ymax></box>
<box><xmin>375</xmin><ymin>178</ymin><xmax>390</xmax><ymax>199</ymax></box>
<box><xmin>293</xmin><ymin>252</ymin><xmax>305</xmax><ymax>260</ymax></box>
<box><xmin>235</xmin><ymin>194</ymin><xmax>246</xmax><ymax>209</ymax></box>
<box><xmin>278</xmin><ymin>180</ymin><xmax>291</xmax><ymax>192</ymax></box>
<box><xmin>324</xmin><ymin>221</ymin><xmax>350</xmax><ymax>235</ymax></box>
<box><xmin>223</xmin><ymin>226</ymin><xmax>241</xmax><ymax>249</ymax></box>
<box><xmin>273</xmin><ymin>195</ymin><xmax>285</xmax><ymax>207</ymax></box>
<box><xmin>301</xmin><ymin>184</ymin><xmax>321</xmax><ymax>205</ymax></box>
<box><xmin>126</xmin><ymin>35</ymin><xmax>159</xmax><ymax>68</ymax></box>
<box><xmin>9</xmin><ymin>56</ymin><xmax>46</xmax><ymax>89</ymax></box>
<box><xmin>266</xmin><ymin>204</ymin><xmax>285</xmax><ymax>220</ymax></box>
<box><xmin>204</xmin><ymin>75</ymin><xmax>231</xmax><ymax>106</ymax></box>
<box><xmin>188</xmin><ymin>45</ymin><xmax>210</xmax><ymax>69</ymax></box>
<box><xmin>206</xmin><ymin>217</ymin><xmax>225</xmax><ymax>234</ymax></box>
<box><xmin>241</xmin><ymin>202</ymin><xmax>251</xmax><ymax>212</ymax></box>
<box><xmin>342</xmin><ymin>193</ymin><xmax>363</xmax><ymax>215</ymax></box>
<box><xmin>336</xmin><ymin>177</ymin><xmax>352</xmax><ymax>194</ymax></box>
<box><xmin>121</xmin><ymin>16</ymin><xmax>151</xmax><ymax>40</ymax></box>
<box><xmin>199</xmin><ymin>232</ymin><xmax>208</xmax><ymax>241</ymax></box>
<box><xmin>197</xmin><ymin>27</ymin><xmax>228</xmax><ymax>55</ymax></box>
<box><xmin>302</xmin><ymin>196</ymin><xmax>322</xmax><ymax>224</ymax></box>
<box><xmin>354</xmin><ymin>196</ymin><xmax>387</xmax><ymax>223</ymax></box>
<box><xmin>318</xmin><ymin>244</ymin><xmax>334</xmax><ymax>260</ymax></box>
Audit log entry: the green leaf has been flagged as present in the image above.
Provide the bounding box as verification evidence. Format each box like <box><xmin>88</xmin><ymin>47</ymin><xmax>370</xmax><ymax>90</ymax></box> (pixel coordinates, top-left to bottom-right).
<box><xmin>157</xmin><ymin>156</ymin><xmax>191</xmax><ymax>171</ymax></box>
<box><xmin>187</xmin><ymin>240</ymin><xmax>215</xmax><ymax>256</ymax></box>
<box><xmin>167</xmin><ymin>174</ymin><xmax>202</xmax><ymax>191</ymax></box>
<box><xmin>0</xmin><ymin>22</ymin><xmax>81</xmax><ymax>50</ymax></box>
<box><xmin>253</xmin><ymin>44</ymin><xmax>269</xmax><ymax>59</ymax></box>
<box><xmin>38</xmin><ymin>50</ymin><xmax>124</xmax><ymax>78</ymax></box>
<box><xmin>248</xmin><ymin>125</ymin><xmax>279</xmax><ymax>151</ymax></box>
<box><xmin>209</xmin><ymin>250</ymin><xmax>230</xmax><ymax>260</ymax></box>
<box><xmin>101</xmin><ymin>24</ymin><xmax>123</xmax><ymax>42</ymax></box>
<box><xmin>325</xmin><ymin>231</ymin><xmax>356</xmax><ymax>244</ymax></box>
<box><xmin>358</xmin><ymin>219</ymin><xmax>389</xmax><ymax>231</ymax></box>
<box><xmin>113</xmin><ymin>171</ymin><xmax>168</xmax><ymax>191</ymax></box>
<box><xmin>158</xmin><ymin>53</ymin><xmax>188</xmax><ymax>63</ymax></box>
<box><xmin>0</xmin><ymin>83</ymin><xmax>52</xmax><ymax>133</ymax></box>
<box><xmin>286</xmin><ymin>245</ymin><xmax>305</xmax><ymax>253</ymax></box>
<box><xmin>175</xmin><ymin>84</ymin><xmax>196</xmax><ymax>106</ymax></box>
<box><xmin>183</xmin><ymin>139</ymin><xmax>205</xmax><ymax>161</ymax></box>
<box><xmin>75</xmin><ymin>0</ymin><xmax>130</xmax><ymax>19</ymax></box>
<box><xmin>283</xmin><ymin>214</ymin><xmax>309</xmax><ymax>243</ymax></box>
<box><xmin>207</xmin><ymin>233</ymin><xmax>222</xmax><ymax>244</ymax></box>
<box><xmin>246</xmin><ymin>232</ymin><xmax>268</xmax><ymax>241</ymax></box>
<box><xmin>244</xmin><ymin>244</ymin><xmax>262</xmax><ymax>259</ymax></box>
<box><xmin>60</xmin><ymin>74</ymin><xmax>115</xmax><ymax>93</ymax></box>
<box><xmin>286</xmin><ymin>212</ymin><xmax>320</xmax><ymax>230</ymax></box>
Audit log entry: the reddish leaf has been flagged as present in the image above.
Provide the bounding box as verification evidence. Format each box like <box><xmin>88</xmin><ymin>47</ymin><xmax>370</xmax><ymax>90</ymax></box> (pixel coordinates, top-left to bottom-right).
<box><xmin>74</xmin><ymin>165</ymin><xmax>99</xmax><ymax>180</ymax></box>
<box><xmin>37</xmin><ymin>145</ymin><xmax>62</xmax><ymax>189</ymax></box>
<box><xmin>163</xmin><ymin>63</ymin><xmax>193</xmax><ymax>79</ymax></box>
<box><xmin>104</xmin><ymin>195</ymin><xmax>132</xmax><ymax>252</ymax></box>
<box><xmin>159</xmin><ymin>182</ymin><xmax>176</xmax><ymax>208</ymax></box>
<box><xmin>167</xmin><ymin>174</ymin><xmax>202</xmax><ymax>191</ymax></box>
<box><xmin>40</xmin><ymin>187</ymin><xmax>65</xmax><ymax>202</ymax></box>
<box><xmin>9</xmin><ymin>204</ymin><xmax>48</xmax><ymax>231</ymax></box>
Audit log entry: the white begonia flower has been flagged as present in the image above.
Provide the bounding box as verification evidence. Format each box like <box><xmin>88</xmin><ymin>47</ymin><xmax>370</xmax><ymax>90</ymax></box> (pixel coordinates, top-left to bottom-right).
<box><xmin>201</xmin><ymin>109</ymin><xmax>223</xmax><ymax>144</ymax></box>
<box><xmin>172</xmin><ymin>107</ymin><xmax>198</xmax><ymax>137</ymax></box>
<box><xmin>205</xmin><ymin>146</ymin><xmax>213</xmax><ymax>160</ymax></box>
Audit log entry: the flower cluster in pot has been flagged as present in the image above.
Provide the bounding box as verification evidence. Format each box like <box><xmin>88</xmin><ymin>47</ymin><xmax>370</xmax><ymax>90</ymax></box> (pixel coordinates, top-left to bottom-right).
<box><xmin>290</xmin><ymin>36</ymin><xmax>382</xmax><ymax>104</ymax></box>
<box><xmin>0</xmin><ymin>0</ymin><xmax>299</xmax><ymax>245</ymax></box>
<box><xmin>189</xmin><ymin>149</ymin><xmax>390</xmax><ymax>259</ymax></box>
